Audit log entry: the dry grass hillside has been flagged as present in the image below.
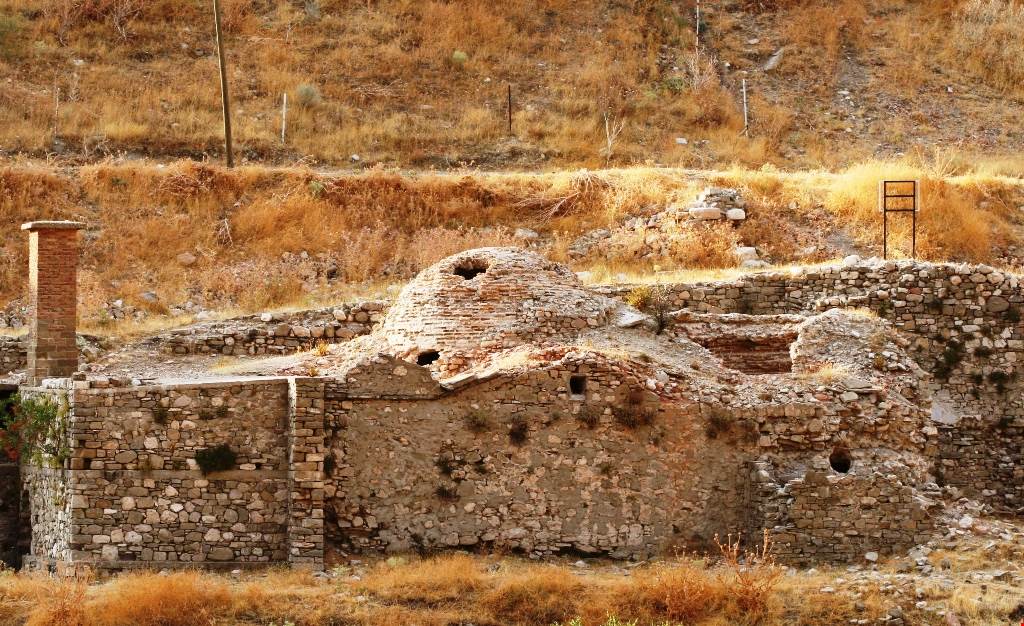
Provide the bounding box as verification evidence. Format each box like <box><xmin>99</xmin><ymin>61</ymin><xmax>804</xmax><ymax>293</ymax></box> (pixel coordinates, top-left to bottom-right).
<box><xmin>1</xmin><ymin>158</ymin><xmax>1022</xmax><ymax>331</ymax></box>
<box><xmin>0</xmin><ymin>0</ymin><xmax>1023</xmax><ymax>169</ymax></box>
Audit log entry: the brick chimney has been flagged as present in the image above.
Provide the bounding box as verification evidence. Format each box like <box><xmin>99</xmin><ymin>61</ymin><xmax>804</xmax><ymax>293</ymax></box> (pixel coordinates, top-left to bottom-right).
<box><xmin>21</xmin><ymin>221</ymin><xmax>86</xmax><ymax>384</ymax></box>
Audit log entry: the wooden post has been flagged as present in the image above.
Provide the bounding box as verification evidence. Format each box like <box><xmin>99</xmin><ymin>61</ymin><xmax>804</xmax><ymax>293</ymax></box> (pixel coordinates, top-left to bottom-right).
<box><xmin>742</xmin><ymin>79</ymin><xmax>749</xmax><ymax>136</ymax></box>
<box><xmin>507</xmin><ymin>83</ymin><xmax>513</xmax><ymax>136</ymax></box>
<box><xmin>281</xmin><ymin>93</ymin><xmax>288</xmax><ymax>144</ymax></box>
<box><xmin>213</xmin><ymin>0</ymin><xmax>234</xmax><ymax>167</ymax></box>
<box><xmin>695</xmin><ymin>0</ymin><xmax>701</xmax><ymax>55</ymax></box>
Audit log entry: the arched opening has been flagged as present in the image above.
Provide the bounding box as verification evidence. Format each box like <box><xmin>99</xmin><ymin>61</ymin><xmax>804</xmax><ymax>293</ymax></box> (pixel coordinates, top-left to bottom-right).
<box><xmin>417</xmin><ymin>350</ymin><xmax>441</xmax><ymax>366</ymax></box>
<box><xmin>569</xmin><ymin>375</ymin><xmax>587</xmax><ymax>399</ymax></box>
<box><xmin>829</xmin><ymin>447</ymin><xmax>852</xmax><ymax>474</ymax></box>
<box><xmin>452</xmin><ymin>259</ymin><xmax>489</xmax><ymax>280</ymax></box>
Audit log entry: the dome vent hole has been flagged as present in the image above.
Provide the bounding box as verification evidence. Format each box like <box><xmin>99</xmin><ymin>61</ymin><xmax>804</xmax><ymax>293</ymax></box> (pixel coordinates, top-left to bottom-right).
<box><xmin>417</xmin><ymin>350</ymin><xmax>441</xmax><ymax>366</ymax></box>
<box><xmin>453</xmin><ymin>260</ymin><xmax>489</xmax><ymax>280</ymax></box>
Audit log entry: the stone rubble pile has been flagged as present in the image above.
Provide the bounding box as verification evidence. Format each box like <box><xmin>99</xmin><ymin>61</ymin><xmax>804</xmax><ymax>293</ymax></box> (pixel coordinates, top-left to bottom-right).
<box><xmin>568</xmin><ymin>187</ymin><xmax>764</xmax><ymax>266</ymax></box>
<box><xmin>685</xmin><ymin>187</ymin><xmax>748</xmax><ymax>221</ymax></box>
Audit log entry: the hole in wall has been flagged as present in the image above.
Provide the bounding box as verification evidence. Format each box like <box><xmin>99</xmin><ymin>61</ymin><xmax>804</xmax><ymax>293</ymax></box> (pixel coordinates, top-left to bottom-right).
<box><xmin>417</xmin><ymin>350</ymin><xmax>441</xmax><ymax>366</ymax></box>
<box><xmin>829</xmin><ymin>447</ymin><xmax>852</xmax><ymax>474</ymax></box>
<box><xmin>569</xmin><ymin>375</ymin><xmax>587</xmax><ymax>399</ymax></box>
<box><xmin>452</xmin><ymin>259</ymin><xmax>489</xmax><ymax>280</ymax></box>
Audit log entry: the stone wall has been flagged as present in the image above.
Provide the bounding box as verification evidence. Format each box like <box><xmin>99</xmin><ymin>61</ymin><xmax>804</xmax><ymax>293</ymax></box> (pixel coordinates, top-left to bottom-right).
<box><xmin>0</xmin><ymin>336</ymin><xmax>25</xmax><ymax>376</ymax></box>
<box><xmin>667</xmin><ymin>313</ymin><xmax>802</xmax><ymax>375</ymax></box>
<box><xmin>935</xmin><ymin>416</ymin><xmax>1024</xmax><ymax>511</ymax></box>
<box><xmin>750</xmin><ymin>462</ymin><xmax>940</xmax><ymax>565</ymax></box>
<box><xmin>320</xmin><ymin>350</ymin><xmax>931</xmax><ymax>561</ymax></box>
<box><xmin>18</xmin><ymin>377</ymin><xmax>325</xmax><ymax>571</ymax></box>
<box><xmin>151</xmin><ymin>302</ymin><xmax>385</xmax><ymax>357</ymax></box>
<box><xmin>21</xmin><ymin>466</ymin><xmax>73</xmax><ymax>571</ymax></box>
<box><xmin>322</xmin><ymin>361</ymin><xmax>747</xmax><ymax>558</ymax></box>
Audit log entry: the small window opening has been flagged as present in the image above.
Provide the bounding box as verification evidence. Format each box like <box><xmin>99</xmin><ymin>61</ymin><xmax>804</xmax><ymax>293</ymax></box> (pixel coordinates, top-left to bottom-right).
<box><xmin>569</xmin><ymin>375</ymin><xmax>587</xmax><ymax>399</ymax></box>
<box><xmin>829</xmin><ymin>447</ymin><xmax>852</xmax><ymax>474</ymax></box>
<box><xmin>417</xmin><ymin>350</ymin><xmax>441</xmax><ymax>366</ymax></box>
<box><xmin>453</xmin><ymin>259</ymin><xmax>489</xmax><ymax>280</ymax></box>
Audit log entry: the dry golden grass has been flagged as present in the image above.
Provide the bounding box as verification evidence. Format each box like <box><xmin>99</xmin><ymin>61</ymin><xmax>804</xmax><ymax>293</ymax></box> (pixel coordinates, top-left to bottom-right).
<box><xmin>0</xmin><ymin>0</ymin><xmax>769</xmax><ymax>168</ymax></box>
<box><xmin>0</xmin><ymin>544</ymin><xmax>1022</xmax><ymax>626</ymax></box>
<box><xmin>1</xmin><ymin>160</ymin><xmax>1021</xmax><ymax>331</ymax></box>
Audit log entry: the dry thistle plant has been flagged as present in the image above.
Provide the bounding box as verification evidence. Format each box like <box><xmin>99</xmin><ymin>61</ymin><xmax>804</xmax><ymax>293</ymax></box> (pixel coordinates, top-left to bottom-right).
<box><xmin>715</xmin><ymin>529</ymin><xmax>785</xmax><ymax>617</ymax></box>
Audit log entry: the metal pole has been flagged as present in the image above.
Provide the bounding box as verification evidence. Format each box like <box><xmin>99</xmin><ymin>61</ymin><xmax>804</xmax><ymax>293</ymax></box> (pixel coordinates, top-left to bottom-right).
<box><xmin>507</xmin><ymin>83</ymin><xmax>513</xmax><ymax>136</ymax></box>
<box><xmin>912</xmin><ymin>184</ymin><xmax>917</xmax><ymax>259</ymax></box>
<box><xmin>213</xmin><ymin>0</ymin><xmax>234</xmax><ymax>167</ymax></box>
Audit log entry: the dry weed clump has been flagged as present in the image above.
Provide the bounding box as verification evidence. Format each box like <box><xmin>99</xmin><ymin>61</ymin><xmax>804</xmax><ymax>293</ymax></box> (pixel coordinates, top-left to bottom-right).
<box><xmin>360</xmin><ymin>554</ymin><xmax>485</xmax><ymax>603</ymax></box>
<box><xmin>481</xmin><ymin>566</ymin><xmax>584</xmax><ymax>625</ymax></box>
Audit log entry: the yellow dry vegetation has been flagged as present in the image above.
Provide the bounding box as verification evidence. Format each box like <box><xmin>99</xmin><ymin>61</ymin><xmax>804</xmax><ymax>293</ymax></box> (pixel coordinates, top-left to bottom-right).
<box><xmin>1</xmin><ymin>159</ymin><xmax>1021</xmax><ymax>329</ymax></box>
<box><xmin>1</xmin><ymin>1</ymin><xmax>1023</xmax><ymax>169</ymax></box>
<box><xmin>1</xmin><ymin>542</ymin><xmax>1022</xmax><ymax>626</ymax></box>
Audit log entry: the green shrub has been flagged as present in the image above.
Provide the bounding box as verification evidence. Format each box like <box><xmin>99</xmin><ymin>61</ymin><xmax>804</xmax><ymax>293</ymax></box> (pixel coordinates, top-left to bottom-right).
<box><xmin>295</xmin><ymin>83</ymin><xmax>322</xmax><ymax>108</ymax></box>
<box><xmin>0</xmin><ymin>393</ymin><xmax>70</xmax><ymax>465</ymax></box>
<box><xmin>194</xmin><ymin>443</ymin><xmax>237</xmax><ymax>475</ymax></box>
<box><xmin>450</xmin><ymin>50</ymin><xmax>469</xmax><ymax>67</ymax></box>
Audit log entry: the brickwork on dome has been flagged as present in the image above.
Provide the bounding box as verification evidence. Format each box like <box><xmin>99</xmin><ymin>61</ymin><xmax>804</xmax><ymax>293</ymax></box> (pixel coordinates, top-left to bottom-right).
<box><xmin>377</xmin><ymin>248</ymin><xmax>635</xmax><ymax>370</ymax></box>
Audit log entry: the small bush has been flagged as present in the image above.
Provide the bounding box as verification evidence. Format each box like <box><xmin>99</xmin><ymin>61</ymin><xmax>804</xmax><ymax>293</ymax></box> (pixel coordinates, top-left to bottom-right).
<box><xmin>704</xmin><ymin>407</ymin><xmax>732</xmax><ymax>440</ymax></box>
<box><xmin>576</xmin><ymin>406</ymin><xmax>601</xmax><ymax>429</ymax></box>
<box><xmin>508</xmin><ymin>415</ymin><xmax>528</xmax><ymax>445</ymax></box>
<box><xmin>435</xmin><ymin>456</ymin><xmax>456</xmax><ymax>475</ymax></box>
<box><xmin>988</xmin><ymin>370</ymin><xmax>1012</xmax><ymax>394</ymax></box>
<box><xmin>194</xmin><ymin>443</ymin><xmax>237</xmax><ymax>475</ymax></box>
<box><xmin>483</xmin><ymin>568</ymin><xmax>583</xmax><ymax>625</ymax></box>
<box><xmin>434</xmin><ymin>483</ymin><xmax>459</xmax><ymax>501</ymax></box>
<box><xmin>612</xmin><ymin>389</ymin><xmax>657</xmax><ymax>429</ymax></box>
<box><xmin>464</xmin><ymin>410</ymin><xmax>490</xmax><ymax>433</ymax></box>
<box><xmin>450</xmin><ymin>50</ymin><xmax>469</xmax><ymax>67</ymax></box>
<box><xmin>0</xmin><ymin>393</ymin><xmax>69</xmax><ymax>464</ymax></box>
<box><xmin>624</xmin><ymin>285</ymin><xmax>675</xmax><ymax>334</ymax></box>
<box><xmin>295</xmin><ymin>84</ymin><xmax>322</xmax><ymax>108</ymax></box>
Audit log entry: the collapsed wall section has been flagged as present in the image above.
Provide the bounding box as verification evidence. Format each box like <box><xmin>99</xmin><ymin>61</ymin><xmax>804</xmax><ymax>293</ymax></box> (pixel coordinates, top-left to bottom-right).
<box><xmin>607</xmin><ymin>261</ymin><xmax>1023</xmax><ymax>511</ymax></box>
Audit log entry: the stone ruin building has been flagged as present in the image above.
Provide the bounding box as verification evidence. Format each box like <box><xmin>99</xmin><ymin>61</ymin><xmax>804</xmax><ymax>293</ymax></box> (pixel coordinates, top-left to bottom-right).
<box><xmin>0</xmin><ymin>221</ymin><xmax>1021</xmax><ymax>574</ymax></box>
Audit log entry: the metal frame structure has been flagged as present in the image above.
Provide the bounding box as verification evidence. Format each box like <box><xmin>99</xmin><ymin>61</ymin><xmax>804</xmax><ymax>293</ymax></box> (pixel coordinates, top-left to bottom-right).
<box><xmin>879</xmin><ymin>180</ymin><xmax>919</xmax><ymax>259</ymax></box>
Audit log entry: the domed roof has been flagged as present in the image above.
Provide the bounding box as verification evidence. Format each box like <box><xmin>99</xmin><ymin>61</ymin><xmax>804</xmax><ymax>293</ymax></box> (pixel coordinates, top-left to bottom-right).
<box><xmin>377</xmin><ymin>248</ymin><xmax>630</xmax><ymax>358</ymax></box>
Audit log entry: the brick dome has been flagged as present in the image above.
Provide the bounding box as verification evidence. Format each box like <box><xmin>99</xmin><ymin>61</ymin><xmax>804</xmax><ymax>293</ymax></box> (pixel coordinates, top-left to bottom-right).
<box><xmin>378</xmin><ymin>248</ymin><xmax>630</xmax><ymax>360</ymax></box>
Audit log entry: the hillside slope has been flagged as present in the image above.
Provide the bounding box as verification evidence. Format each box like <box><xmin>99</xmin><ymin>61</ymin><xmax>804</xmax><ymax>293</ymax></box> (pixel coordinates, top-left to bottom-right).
<box><xmin>0</xmin><ymin>0</ymin><xmax>1023</xmax><ymax>170</ymax></box>
<box><xmin>1</xmin><ymin>161</ymin><xmax>1022</xmax><ymax>331</ymax></box>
